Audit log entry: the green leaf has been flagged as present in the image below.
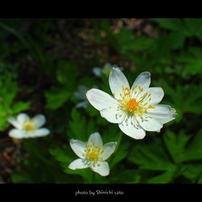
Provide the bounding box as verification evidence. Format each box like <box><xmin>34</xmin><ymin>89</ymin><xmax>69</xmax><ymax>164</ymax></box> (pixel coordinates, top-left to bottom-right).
<box><xmin>110</xmin><ymin>142</ymin><xmax>129</xmax><ymax>169</ymax></box>
<box><xmin>168</xmin><ymin>31</ymin><xmax>186</xmax><ymax>49</ymax></box>
<box><xmin>109</xmin><ymin>169</ymin><xmax>140</xmax><ymax>184</ymax></box>
<box><xmin>147</xmin><ymin>169</ymin><xmax>176</xmax><ymax>184</ymax></box>
<box><xmin>123</xmin><ymin>35</ymin><xmax>153</xmax><ymax>51</ymax></box>
<box><xmin>114</xmin><ymin>28</ymin><xmax>134</xmax><ymax>51</ymax></box>
<box><xmin>176</xmin><ymin>47</ymin><xmax>202</xmax><ymax>75</ymax></box>
<box><xmin>49</xmin><ymin>145</ymin><xmax>73</xmax><ymax>165</ymax></box>
<box><xmin>152</xmin><ymin>18</ymin><xmax>188</xmax><ymax>34</ymax></box>
<box><xmin>184</xmin><ymin>18</ymin><xmax>202</xmax><ymax>36</ymax></box>
<box><xmin>69</xmin><ymin>108</ymin><xmax>97</xmax><ymax>141</ymax></box>
<box><xmin>164</xmin><ymin>129</ymin><xmax>202</xmax><ymax>163</ymax></box>
<box><xmin>45</xmin><ymin>87</ymin><xmax>70</xmax><ymax>110</ymax></box>
<box><xmin>182</xmin><ymin>164</ymin><xmax>202</xmax><ymax>182</ymax></box>
<box><xmin>11</xmin><ymin>171</ymin><xmax>32</xmax><ymax>184</ymax></box>
<box><xmin>128</xmin><ymin>143</ymin><xmax>174</xmax><ymax>171</ymax></box>
<box><xmin>163</xmin><ymin>130</ymin><xmax>191</xmax><ymax>164</ymax></box>
<box><xmin>12</xmin><ymin>101</ymin><xmax>30</xmax><ymax>114</ymax></box>
<box><xmin>56</xmin><ymin>61</ymin><xmax>78</xmax><ymax>86</ymax></box>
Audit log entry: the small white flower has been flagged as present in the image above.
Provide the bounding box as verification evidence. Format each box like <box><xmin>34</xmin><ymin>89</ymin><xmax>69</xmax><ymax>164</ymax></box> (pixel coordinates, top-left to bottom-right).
<box><xmin>8</xmin><ymin>113</ymin><xmax>50</xmax><ymax>139</ymax></box>
<box><xmin>93</xmin><ymin>63</ymin><xmax>123</xmax><ymax>77</ymax></box>
<box><xmin>86</xmin><ymin>68</ymin><xmax>177</xmax><ymax>140</ymax></box>
<box><xmin>74</xmin><ymin>85</ymin><xmax>89</xmax><ymax>108</ymax></box>
<box><xmin>68</xmin><ymin>132</ymin><xmax>117</xmax><ymax>176</ymax></box>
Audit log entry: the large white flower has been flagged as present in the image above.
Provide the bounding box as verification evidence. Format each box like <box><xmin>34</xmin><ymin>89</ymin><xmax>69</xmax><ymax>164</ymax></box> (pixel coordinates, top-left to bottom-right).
<box><xmin>8</xmin><ymin>113</ymin><xmax>50</xmax><ymax>139</ymax></box>
<box><xmin>68</xmin><ymin>132</ymin><xmax>117</xmax><ymax>176</ymax></box>
<box><xmin>86</xmin><ymin>68</ymin><xmax>177</xmax><ymax>140</ymax></box>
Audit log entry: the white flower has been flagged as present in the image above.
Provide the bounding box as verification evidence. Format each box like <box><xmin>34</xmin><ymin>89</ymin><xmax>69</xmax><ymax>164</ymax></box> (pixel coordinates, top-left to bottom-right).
<box><xmin>93</xmin><ymin>63</ymin><xmax>123</xmax><ymax>77</ymax></box>
<box><xmin>8</xmin><ymin>113</ymin><xmax>50</xmax><ymax>139</ymax></box>
<box><xmin>86</xmin><ymin>68</ymin><xmax>177</xmax><ymax>140</ymax></box>
<box><xmin>68</xmin><ymin>132</ymin><xmax>117</xmax><ymax>176</ymax></box>
<box><xmin>74</xmin><ymin>85</ymin><xmax>89</xmax><ymax>108</ymax></box>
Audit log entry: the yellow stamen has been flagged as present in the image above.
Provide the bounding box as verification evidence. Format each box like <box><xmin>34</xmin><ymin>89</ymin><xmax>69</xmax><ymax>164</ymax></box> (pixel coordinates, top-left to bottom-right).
<box><xmin>85</xmin><ymin>142</ymin><xmax>104</xmax><ymax>163</ymax></box>
<box><xmin>23</xmin><ymin>119</ymin><xmax>36</xmax><ymax>131</ymax></box>
<box><xmin>118</xmin><ymin>85</ymin><xmax>155</xmax><ymax>116</ymax></box>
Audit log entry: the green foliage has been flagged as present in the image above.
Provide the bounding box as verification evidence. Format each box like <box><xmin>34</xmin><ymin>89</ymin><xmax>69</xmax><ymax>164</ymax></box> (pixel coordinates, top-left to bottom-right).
<box><xmin>45</xmin><ymin>61</ymin><xmax>78</xmax><ymax>110</ymax></box>
<box><xmin>0</xmin><ymin>73</ymin><xmax>30</xmax><ymax>130</ymax></box>
<box><xmin>1</xmin><ymin>18</ymin><xmax>202</xmax><ymax>185</ymax></box>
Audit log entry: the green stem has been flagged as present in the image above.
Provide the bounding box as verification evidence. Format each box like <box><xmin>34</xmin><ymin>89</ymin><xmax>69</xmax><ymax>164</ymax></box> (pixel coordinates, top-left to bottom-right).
<box><xmin>108</xmin><ymin>132</ymin><xmax>123</xmax><ymax>166</ymax></box>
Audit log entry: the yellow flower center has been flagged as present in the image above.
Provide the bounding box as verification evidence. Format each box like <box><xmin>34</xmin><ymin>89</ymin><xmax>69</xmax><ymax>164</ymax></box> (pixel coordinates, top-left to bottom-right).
<box><xmin>85</xmin><ymin>141</ymin><xmax>104</xmax><ymax>163</ymax></box>
<box><xmin>23</xmin><ymin>119</ymin><xmax>36</xmax><ymax>131</ymax></box>
<box><xmin>126</xmin><ymin>98</ymin><xmax>139</xmax><ymax>112</ymax></box>
<box><xmin>118</xmin><ymin>85</ymin><xmax>155</xmax><ymax>116</ymax></box>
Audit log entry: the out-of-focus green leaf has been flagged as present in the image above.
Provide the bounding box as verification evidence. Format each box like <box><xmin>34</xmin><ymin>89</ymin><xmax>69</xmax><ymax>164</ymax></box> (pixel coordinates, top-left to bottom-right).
<box><xmin>184</xmin><ymin>18</ymin><xmax>202</xmax><ymax>36</ymax></box>
<box><xmin>45</xmin><ymin>87</ymin><xmax>69</xmax><ymax>110</ymax></box>
<box><xmin>176</xmin><ymin>47</ymin><xmax>202</xmax><ymax>75</ymax></box>
<box><xmin>128</xmin><ymin>143</ymin><xmax>174</xmax><ymax>171</ymax></box>
<box><xmin>163</xmin><ymin>130</ymin><xmax>190</xmax><ymax>164</ymax></box>
<box><xmin>182</xmin><ymin>164</ymin><xmax>202</xmax><ymax>183</ymax></box>
<box><xmin>0</xmin><ymin>73</ymin><xmax>30</xmax><ymax>130</ymax></box>
<box><xmin>123</xmin><ymin>35</ymin><xmax>153</xmax><ymax>51</ymax></box>
<box><xmin>147</xmin><ymin>169</ymin><xmax>176</xmax><ymax>184</ymax></box>
<box><xmin>164</xmin><ymin>129</ymin><xmax>202</xmax><ymax>164</ymax></box>
<box><xmin>152</xmin><ymin>18</ymin><xmax>188</xmax><ymax>35</ymax></box>
<box><xmin>108</xmin><ymin>169</ymin><xmax>140</xmax><ymax>184</ymax></box>
<box><xmin>69</xmin><ymin>108</ymin><xmax>97</xmax><ymax>141</ymax></box>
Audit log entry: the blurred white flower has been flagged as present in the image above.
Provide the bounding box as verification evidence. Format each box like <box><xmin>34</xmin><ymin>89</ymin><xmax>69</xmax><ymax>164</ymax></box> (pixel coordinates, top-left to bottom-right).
<box><xmin>86</xmin><ymin>68</ymin><xmax>177</xmax><ymax>140</ymax></box>
<box><xmin>93</xmin><ymin>63</ymin><xmax>123</xmax><ymax>77</ymax></box>
<box><xmin>8</xmin><ymin>113</ymin><xmax>50</xmax><ymax>139</ymax></box>
<box><xmin>74</xmin><ymin>85</ymin><xmax>89</xmax><ymax>108</ymax></box>
<box><xmin>68</xmin><ymin>132</ymin><xmax>117</xmax><ymax>176</ymax></box>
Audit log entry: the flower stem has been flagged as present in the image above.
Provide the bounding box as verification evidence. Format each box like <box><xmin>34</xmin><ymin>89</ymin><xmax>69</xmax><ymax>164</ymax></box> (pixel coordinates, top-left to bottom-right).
<box><xmin>108</xmin><ymin>132</ymin><xmax>123</xmax><ymax>166</ymax></box>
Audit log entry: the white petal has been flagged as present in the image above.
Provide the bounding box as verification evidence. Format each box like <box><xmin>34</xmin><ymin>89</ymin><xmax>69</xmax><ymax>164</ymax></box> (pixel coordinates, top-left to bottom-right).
<box><xmin>100</xmin><ymin>142</ymin><xmax>117</xmax><ymax>160</ymax></box>
<box><xmin>131</xmin><ymin>72</ymin><xmax>151</xmax><ymax>91</ymax></box>
<box><xmin>17</xmin><ymin>113</ymin><xmax>29</xmax><ymax>124</ymax></box>
<box><xmin>109</xmin><ymin>67</ymin><xmax>130</xmax><ymax>100</ymax></box>
<box><xmin>10</xmin><ymin>128</ymin><xmax>50</xmax><ymax>139</ymax></box>
<box><xmin>146</xmin><ymin>87</ymin><xmax>164</xmax><ymax>105</ymax></box>
<box><xmin>100</xmin><ymin>108</ymin><xmax>124</xmax><ymax>123</ymax></box>
<box><xmin>86</xmin><ymin>88</ymin><xmax>119</xmax><ymax>111</ymax></box>
<box><xmin>68</xmin><ymin>158</ymin><xmax>89</xmax><ymax>170</ymax></box>
<box><xmin>8</xmin><ymin>129</ymin><xmax>24</xmax><ymax>139</ymax></box>
<box><xmin>137</xmin><ymin>116</ymin><xmax>163</xmax><ymax>132</ymax></box>
<box><xmin>146</xmin><ymin>104</ymin><xmax>177</xmax><ymax>124</ymax></box>
<box><xmin>8</xmin><ymin>117</ymin><xmax>22</xmax><ymax>129</ymax></box>
<box><xmin>118</xmin><ymin>119</ymin><xmax>146</xmax><ymax>139</ymax></box>
<box><xmin>91</xmin><ymin>161</ymin><xmax>110</xmax><ymax>176</ymax></box>
<box><xmin>88</xmin><ymin>132</ymin><xmax>103</xmax><ymax>146</ymax></box>
<box><xmin>33</xmin><ymin>128</ymin><xmax>50</xmax><ymax>137</ymax></box>
<box><xmin>70</xmin><ymin>139</ymin><xmax>86</xmax><ymax>158</ymax></box>
<box><xmin>33</xmin><ymin>114</ymin><xmax>46</xmax><ymax>128</ymax></box>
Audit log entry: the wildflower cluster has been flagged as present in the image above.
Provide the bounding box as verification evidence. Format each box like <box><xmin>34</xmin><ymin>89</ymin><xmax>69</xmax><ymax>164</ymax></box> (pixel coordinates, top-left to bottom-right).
<box><xmin>6</xmin><ymin>67</ymin><xmax>177</xmax><ymax>177</ymax></box>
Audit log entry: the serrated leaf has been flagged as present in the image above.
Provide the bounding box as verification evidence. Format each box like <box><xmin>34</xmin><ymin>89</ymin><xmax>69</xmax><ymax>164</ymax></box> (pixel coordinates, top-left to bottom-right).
<box><xmin>109</xmin><ymin>170</ymin><xmax>140</xmax><ymax>184</ymax></box>
<box><xmin>57</xmin><ymin>61</ymin><xmax>78</xmax><ymax>86</ymax></box>
<box><xmin>12</xmin><ymin>101</ymin><xmax>30</xmax><ymax>114</ymax></box>
<box><xmin>184</xmin><ymin>18</ymin><xmax>202</xmax><ymax>36</ymax></box>
<box><xmin>123</xmin><ymin>35</ymin><xmax>153</xmax><ymax>51</ymax></box>
<box><xmin>69</xmin><ymin>108</ymin><xmax>97</xmax><ymax>141</ymax></box>
<box><xmin>147</xmin><ymin>169</ymin><xmax>176</xmax><ymax>184</ymax></box>
<box><xmin>163</xmin><ymin>130</ymin><xmax>190</xmax><ymax>164</ymax></box>
<box><xmin>45</xmin><ymin>87</ymin><xmax>69</xmax><ymax>110</ymax></box>
<box><xmin>152</xmin><ymin>18</ymin><xmax>188</xmax><ymax>35</ymax></box>
<box><xmin>128</xmin><ymin>143</ymin><xmax>174</xmax><ymax>171</ymax></box>
<box><xmin>164</xmin><ymin>129</ymin><xmax>202</xmax><ymax>163</ymax></box>
<box><xmin>182</xmin><ymin>164</ymin><xmax>202</xmax><ymax>182</ymax></box>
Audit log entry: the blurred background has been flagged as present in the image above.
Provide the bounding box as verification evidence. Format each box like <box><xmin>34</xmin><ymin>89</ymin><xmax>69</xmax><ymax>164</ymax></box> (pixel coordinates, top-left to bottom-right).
<box><xmin>0</xmin><ymin>18</ymin><xmax>202</xmax><ymax>184</ymax></box>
